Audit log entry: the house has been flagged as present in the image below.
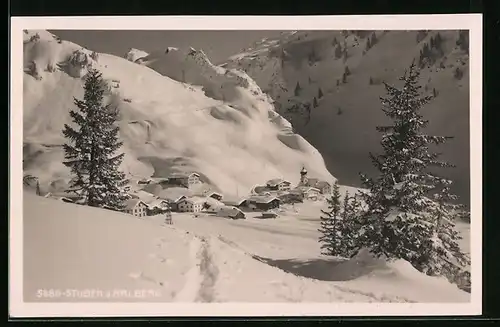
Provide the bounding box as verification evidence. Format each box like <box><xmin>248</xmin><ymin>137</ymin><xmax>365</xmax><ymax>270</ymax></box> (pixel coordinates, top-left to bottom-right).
<box><xmin>247</xmin><ymin>195</ymin><xmax>280</xmax><ymax>211</ymax></box>
<box><xmin>266</xmin><ymin>179</ymin><xmax>292</xmax><ymax>191</ymax></box>
<box><xmin>278</xmin><ymin>191</ymin><xmax>304</xmax><ymax>204</ymax></box>
<box><xmin>294</xmin><ymin>186</ymin><xmax>321</xmax><ymax>200</ymax></box>
<box><xmin>216</xmin><ymin>206</ymin><xmax>246</xmax><ymax>219</ymax></box>
<box><xmin>203</xmin><ymin>197</ymin><xmax>225</xmax><ymax>213</ymax></box>
<box><xmin>177</xmin><ymin>197</ymin><xmax>206</xmax><ymax>213</ymax></box>
<box><xmin>260</xmin><ymin>212</ymin><xmax>278</xmax><ymax>219</ymax></box>
<box><xmin>124</xmin><ymin>199</ymin><xmax>148</xmax><ymax>217</ymax></box>
<box><xmin>159</xmin><ymin>194</ymin><xmax>188</xmax><ymax>212</ymax></box>
<box><xmin>166</xmin><ymin>172</ymin><xmax>202</xmax><ymax>188</ymax></box>
<box><xmin>252</xmin><ymin>185</ymin><xmax>271</xmax><ymax>195</ymax></box>
<box><xmin>207</xmin><ymin>191</ymin><xmax>223</xmax><ymax>201</ymax></box>
<box><xmin>146</xmin><ymin>199</ymin><xmax>171</xmax><ymax>216</ymax></box>
<box><xmin>222</xmin><ymin>198</ymin><xmax>248</xmax><ymax>209</ymax></box>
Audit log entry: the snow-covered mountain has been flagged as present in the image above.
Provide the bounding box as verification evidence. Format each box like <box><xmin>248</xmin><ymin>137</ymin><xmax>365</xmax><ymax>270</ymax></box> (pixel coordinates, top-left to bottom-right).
<box><xmin>224</xmin><ymin>30</ymin><xmax>471</xmax><ymax>204</ymax></box>
<box><xmin>22</xmin><ymin>30</ymin><xmax>335</xmax><ymax>197</ymax></box>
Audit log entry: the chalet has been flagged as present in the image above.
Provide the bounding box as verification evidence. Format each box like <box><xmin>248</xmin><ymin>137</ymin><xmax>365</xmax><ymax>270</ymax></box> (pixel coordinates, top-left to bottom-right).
<box><xmin>252</xmin><ymin>185</ymin><xmax>271</xmax><ymax>195</ymax></box>
<box><xmin>279</xmin><ymin>191</ymin><xmax>304</xmax><ymax>204</ymax></box>
<box><xmin>146</xmin><ymin>199</ymin><xmax>171</xmax><ymax>216</ymax></box>
<box><xmin>294</xmin><ymin>186</ymin><xmax>321</xmax><ymax>200</ymax></box>
<box><xmin>203</xmin><ymin>197</ymin><xmax>225</xmax><ymax>213</ymax></box>
<box><xmin>260</xmin><ymin>212</ymin><xmax>278</xmax><ymax>219</ymax></box>
<box><xmin>137</xmin><ymin>178</ymin><xmax>152</xmax><ymax>185</ymax></box>
<box><xmin>124</xmin><ymin>199</ymin><xmax>148</xmax><ymax>217</ymax></box>
<box><xmin>266</xmin><ymin>179</ymin><xmax>292</xmax><ymax>191</ymax></box>
<box><xmin>247</xmin><ymin>195</ymin><xmax>280</xmax><ymax>211</ymax></box>
<box><xmin>166</xmin><ymin>172</ymin><xmax>202</xmax><ymax>188</ymax></box>
<box><xmin>216</xmin><ymin>206</ymin><xmax>246</xmax><ymax>219</ymax></box>
<box><xmin>164</xmin><ymin>195</ymin><xmax>187</xmax><ymax>212</ymax></box>
<box><xmin>222</xmin><ymin>198</ymin><xmax>248</xmax><ymax>208</ymax></box>
<box><xmin>177</xmin><ymin>197</ymin><xmax>206</xmax><ymax>213</ymax></box>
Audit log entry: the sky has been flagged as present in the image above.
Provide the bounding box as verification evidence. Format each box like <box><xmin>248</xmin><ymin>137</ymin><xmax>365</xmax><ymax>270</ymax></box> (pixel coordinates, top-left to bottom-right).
<box><xmin>50</xmin><ymin>30</ymin><xmax>285</xmax><ymax>64</ymax></box>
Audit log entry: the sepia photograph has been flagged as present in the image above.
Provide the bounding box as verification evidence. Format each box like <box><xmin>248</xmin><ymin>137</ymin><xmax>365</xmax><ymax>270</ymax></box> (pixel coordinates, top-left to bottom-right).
<box><xmin>10</xmin><ymin>15</ymin><xmax>482</xmax><ymax>317</ymax></box>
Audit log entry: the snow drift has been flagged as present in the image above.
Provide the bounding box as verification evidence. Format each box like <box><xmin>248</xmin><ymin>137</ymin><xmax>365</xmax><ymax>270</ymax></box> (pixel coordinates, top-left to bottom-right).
<box><xmin>23</xmin><ymin>191</ymin><xmax>470</xmax><ymax>303</ymax></box>
<box><xmin>22</xmin><ymin>30</ymin><xmax>334</xmax><ymax>197</ymax></box>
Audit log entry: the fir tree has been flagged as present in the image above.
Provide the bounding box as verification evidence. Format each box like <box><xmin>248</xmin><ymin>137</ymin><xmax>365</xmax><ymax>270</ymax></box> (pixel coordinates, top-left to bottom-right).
<box><xmin>433</xmin><ymin>87</ymin><xmax>438</xmax><ymax>98</ymax></box>
<box><xmin>318</xmin><ymin>87</ymin><xmax>324</xmax><ymax>99</ymax></box>
<box><xmin>36</xmin><ymin>180</ymin><xmax>41</xmax><ymax>196</ymax></box>
<box><xmin>313</xmin><ymin>97</ymin><xmax>318</xmax><ymax>108</ymax></box>
<box><xmin>365</xmin><ymin>38</ymin><xmax>372</xmax><ymax>52</ymax></box>
<box><xmin>62</xmin><ymin>69</ymin><xmax>129</xmax><ymax>210</ymax></box>
<box><xmin>294</xmin><ymin>81</ymin><xmax>301</xmax><ymax>96</ymax></box>
<box><xmin>342</xmin><ymin>72</ymin><xmax>348</xmax><ymax>84</ymax></box>
<box><xmin>344</xmin><ymin>65</ymin><xmax>351</xmax><ymax>76</ymax></box>
<box><xmin>318</xmin><ymin>182</ymin><xmax>343</xmax><ymax>256</ymax></box>
<box><xmin>355</xmin><ymin>63</ymin><xmax>465</xmax><ymax>273</ymax></box>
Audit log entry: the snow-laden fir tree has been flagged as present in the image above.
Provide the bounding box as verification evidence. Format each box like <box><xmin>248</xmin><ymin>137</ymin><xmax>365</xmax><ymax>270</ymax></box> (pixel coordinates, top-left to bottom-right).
<box><xmin>62</xmin><ymin>69</ymin><xmax>129</xmax><ymax>210</ymax></box>
<box><xmin>355</xmin><ymin>62</ymin><xmax>468</xmax><ymax>276</ymax></box>
<box><xmin>318</xmin><ymin>182</ymin><xmax>342</xmax><ymax>256</ymax></box>
<box><xmin>319</xmin><ymin>186</ymin><xmax>363</xmax><ymax>258</ymax></box>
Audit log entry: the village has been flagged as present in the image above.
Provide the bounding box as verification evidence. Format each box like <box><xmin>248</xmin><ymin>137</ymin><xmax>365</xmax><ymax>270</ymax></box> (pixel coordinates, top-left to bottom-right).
<box><xmin>40</xmin><ymin>167</ymin><xmax>333</xmax><ymax>222</ymax></box>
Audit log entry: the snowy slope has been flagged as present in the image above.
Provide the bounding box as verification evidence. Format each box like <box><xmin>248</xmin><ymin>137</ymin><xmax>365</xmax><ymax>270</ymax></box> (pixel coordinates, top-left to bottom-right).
<box><xmin>23</xmin><ymin>192</ymin><xmax>470</xmax><ymax>303</ymax></box>
<box><xmin>22</xmin><ymin>30</ymin><xmax>334</xmax><ymax>198</ymax></box>
<box><xmin>224</xmin><ymin>30</ymin><xmax>470</xmax><ymax>204</ymax></box>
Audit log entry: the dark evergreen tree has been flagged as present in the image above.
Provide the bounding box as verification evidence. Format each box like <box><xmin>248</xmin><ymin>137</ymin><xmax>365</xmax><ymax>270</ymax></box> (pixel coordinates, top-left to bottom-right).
<box><xmin>313</xmin><ymin>97</ymin><xmax>318</xmax><ymax>108</ymax></box>
<box><xmin>318</xmin><ymin>182</ymin><xmax>342</xmax><ymax>256</ymax></box>
<box><xmin>36</xmin><ymin>180</ymin><xmax>41</xmax><ymax>196</ymax></box>
<box><xmin>433</xmin><ymin>87</ymin><xmax>438</xmax><ymax>98</ymax></box>
<box><xmin>354</xmin><ymin>63</ymin><xmax>466</xmax><ymax>275</ymax></box>
<box><xmin>369</xmin><ymin>77</ymin><xmax>374</xmax><ymax>85</ymax></box>
<box><xmin>62</xmin><ymin>69</ymin><xmax>129</xmax><ymax>210</ymax></box>
<box><xmin>365</xmin><ymin>38</ymin><xmax>372</xmax><ymax>52</ymax></box>
<box><xmin>344</xmin><ymin>65</ymin><xmax>351</xmax><ymax>76</ymax></box>
<box><xmin>318</xmin><ymin>87</ymin><xmax>324</xmax><ymax>99</ymax></box>
<box><xmin>294</xmin><ymin>81</ymin><xmax>301</xmax><ymax>96</ymax></box>
<box><xmin>342</xmin><ymin>72</ymin><xmax>348</xmax><ymax>84</ymax></box>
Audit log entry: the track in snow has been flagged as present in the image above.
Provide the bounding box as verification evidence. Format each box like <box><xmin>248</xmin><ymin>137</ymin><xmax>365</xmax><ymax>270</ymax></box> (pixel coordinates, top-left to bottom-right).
<box><xmin>174</xmin><ymin>235</ymin><xmax>219</xmax><ymax>303</ymax></box>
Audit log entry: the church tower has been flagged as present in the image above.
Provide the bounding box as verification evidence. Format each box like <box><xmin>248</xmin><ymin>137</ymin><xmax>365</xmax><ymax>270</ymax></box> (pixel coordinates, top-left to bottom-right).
<box><xmin>299</xmin><ymin>166</ymin><xmax>308</xmax><ymax>186</ymax></box>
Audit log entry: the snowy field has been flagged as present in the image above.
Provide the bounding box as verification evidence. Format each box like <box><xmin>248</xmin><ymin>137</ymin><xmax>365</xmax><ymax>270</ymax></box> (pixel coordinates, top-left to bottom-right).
<box><xmin>23</xmin><ymin>192</ymin><xmax>470</xmax><ymax>304</ymax></box>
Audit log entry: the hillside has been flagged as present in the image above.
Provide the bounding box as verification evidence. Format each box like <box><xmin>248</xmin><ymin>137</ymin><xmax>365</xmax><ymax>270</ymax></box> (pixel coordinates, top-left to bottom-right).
<box><xmin>23</xmin><ymin>191</ymin><xmax>470</xmax><ymax>304</ymax></box>
<box><xmin>22</xmin><ymin>30</ymin><xmax>334</xmax><ymax>198</ymax></box>
<box><xmin>224</xmin><ymin>30</ymin><xmax>470</xmax><ymax>205</ymax></box>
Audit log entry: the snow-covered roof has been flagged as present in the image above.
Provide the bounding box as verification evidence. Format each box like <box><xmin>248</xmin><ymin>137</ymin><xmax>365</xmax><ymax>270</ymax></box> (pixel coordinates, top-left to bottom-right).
<box><xmin>148</xmin><ymin>198</ymin><xmax>170</xmax><ymax>208</ymax></box>
<box><xmin>305</xmin><ymin>178</ymin><xmax>331</xmax><ymax>189</ymax></box>
<box><xmin>266</xmin><ymin>178</ymin><xmax>290</xmax><ymax>187</ymax></box>
<box><xmin>247</xmin><ymin>195</ymin><xmax>279</xmax><ymax>204</ymax></box>
<box><xmin>222</xmin><ymin>198</ymin><xmax>247</xmax><ymax>206</ymax></box>
<box><xmin>178</xmin><ymin>196</ymin><xmax>207</xmax><ymax>205</ymax></box>
<box><xmin>125</xmin><ymin>199</ymin><xmax>147</xmax><ymax>210</ymax></box>
<box><xmin>168</xmin><ymin>172</ymin><xmax>200</xmax><ymax>179</ymax></box>
<box><xmin>294</xmin><ymin>186</ymin><xmax>321</xmax><ymax>193</ymax></box>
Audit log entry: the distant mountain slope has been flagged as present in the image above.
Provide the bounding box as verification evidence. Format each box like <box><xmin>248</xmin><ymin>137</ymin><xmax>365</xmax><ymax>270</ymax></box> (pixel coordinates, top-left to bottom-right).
<box><xmin>22</xmin><ymin>30</ymin><xmax>335</xmax><ymax>197</ymax></box>
<box><xmin>224</xmin><ymin>30</ymin><xmax>470</xmax><ymax>204</ymax></box>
